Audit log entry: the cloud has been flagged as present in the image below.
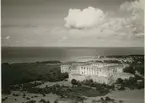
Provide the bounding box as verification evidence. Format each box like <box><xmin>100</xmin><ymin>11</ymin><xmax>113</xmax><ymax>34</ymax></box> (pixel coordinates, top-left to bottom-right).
<box><xmin>119</xmin><ymin>0</ymin><xmax>144</xmax><ymax>37</ymax></box>
<box><xmin>120</xmin><ymin>0</ymin><xmax>143</xmax><ymax>21</ymax></box>
<box><xmin>60</xmin><ymin>1</ymin><xmax>144</xmax><ymax>46</ymax></box>
<box><xmin>55</xmin><ymin>2</ymin><xmax>143</xmax><ymax>47</ymax></box>
<box><xmin>120</xmin><ymin>0</ymin><xmax>142</xmax><ymax>13</ymax></box>
<box><xmin>4</xmin><ymin>36</ymin><xmax>11</xmax><ymax>40</ymax></box>
<box><xmin>64</xmin><ymin>5</ymin><xmax>142</xmax><ymax>37</ymax></box>
<box><xmin>64</xmin><ymin>7</ymin><xmax>106</xmax><ymax>29</ymax></box>
<box><xmin>51</xmin><ymin>26</ymin><xmax>143</xmax><ymax>47</ymax></box>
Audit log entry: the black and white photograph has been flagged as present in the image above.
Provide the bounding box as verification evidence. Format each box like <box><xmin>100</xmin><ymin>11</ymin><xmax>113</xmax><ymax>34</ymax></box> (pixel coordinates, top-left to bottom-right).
<box><xmin>1</xmin><ymin>0</ymin><xmax>144</xmax><ymax>103</ymax></box>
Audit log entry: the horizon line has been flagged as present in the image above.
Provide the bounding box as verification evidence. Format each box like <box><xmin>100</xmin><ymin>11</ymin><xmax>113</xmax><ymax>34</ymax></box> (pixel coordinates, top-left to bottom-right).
<box><xmin>1</xmin><ymin>46</ymin><xmax>144</xmax><ymax>48</ymax></box>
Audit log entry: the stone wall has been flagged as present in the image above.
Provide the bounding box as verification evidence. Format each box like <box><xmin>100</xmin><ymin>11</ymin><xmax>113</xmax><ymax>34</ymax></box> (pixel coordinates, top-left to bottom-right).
<box><xmin>68</xmin><ymin>74</ymin><xmax>86</xmax><ymax>82</ymax></box>
<box><xmin>61</xmin><ymin>65</ymin><xmax>70</xmax><ymax>73</ymax></box>
<box><xmin>68</xmin><ymin>74</ymin><xmax>113</xmax><ymax>84</ymax></box>
<box><xmin>113</xmin><ymin>73</ymin><xmax>135</xmax><ymax>81</ymax></box>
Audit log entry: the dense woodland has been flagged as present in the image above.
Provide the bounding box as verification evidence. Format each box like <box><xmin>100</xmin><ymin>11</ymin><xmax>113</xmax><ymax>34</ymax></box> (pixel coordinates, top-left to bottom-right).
<box><xmin>2</xmin><ymin>61</ymin><xmax>68</xmax><ymax>92</ymax></box>
<box><xmin>123</xmin><ymin>55</ymin><xmax>144</xmax><ymax>75</ymax></box>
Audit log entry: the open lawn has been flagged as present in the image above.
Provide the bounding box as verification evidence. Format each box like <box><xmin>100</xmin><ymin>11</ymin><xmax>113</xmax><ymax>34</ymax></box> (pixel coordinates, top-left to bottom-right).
<box><xmin>84</xmin><ymin>89</ymin><xmax>144</xmax><ymax>103</ymax></box>
<box><xmin>2</xmin><ymin>88</ymin><xmax>144</xmax><ymax>103</ymax></box>
<box><xmin>2</xmin><ymin>91</ymin><xmax>59</xmax><ymax>103</ymax></box>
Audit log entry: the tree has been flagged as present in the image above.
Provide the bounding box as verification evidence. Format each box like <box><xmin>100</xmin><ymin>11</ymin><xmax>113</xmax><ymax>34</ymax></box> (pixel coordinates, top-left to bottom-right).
<box><xmin>71</xmin><ymin>79</ymin><xmax>78</xmax><ymax>86</ymax></box>
<box><xmin>128</xmin><ymin>77</ymin><xmax>137</xmax><ymax>87</ymax></box>
<box><xmin>137</xmin><ymin>80</ymin><xmax>144</xmax><ymax>89</ymax></box>
<box><xmin>123</xmin><ymin>66</ymin><xmax>135</xmax><ymax>74</ymax></box>
<box><xmin>54</xmin><ymin>100</ymin><xmax>58</xmax><ymax>103</ymax></box>
<box><xmin>116</xmin><ymin>78</ymin><xmax>123</xmax><ymax>84</ymax></box>
<box><xmin>105</xmin><ymin>96</ymin><xmax>112</xmax><ymax>101</ymax></box>
<box><xmin>77</xmin><ymin>82</ymin><xmax>82</xmax><ymax>86</ymax></box>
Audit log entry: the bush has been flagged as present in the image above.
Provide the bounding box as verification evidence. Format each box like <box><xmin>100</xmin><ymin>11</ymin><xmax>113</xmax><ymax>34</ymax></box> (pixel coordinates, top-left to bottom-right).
<box><xmin>115</xmin><ymin>77</ymin><xmax>144</xmax><ymax>90</ymax></box>
<box><xmin>2</xmin><ymin>89</ymin><xmax>11</xmax><ymax>95</ymax></box>
<box><xmin>54</xmin><ymin>100</ymin><xmax>58</xmax><ymax>103</ymax></box>
<box><xmin>26</xmin><ymin>100</ymin><xmax>36</xmax><ymax>103</ymax></box>
<box><xmin>136</xmin><ymin>80</ymin><xmax>144</xmax><ymax>89</ymax></box>
<box><xmin>2</xmin><ymin>97</ymin><xmax>8</xmax><ymax>102</ymax></box>
<box><xmin>39</xmin><ymin>99</ymin><xmax>50</xmax><ymax>103</ymax></box>
<box><xmin>71</xmin><ymin>79</ymin><xmax>78</xmax><ymax>86</ymax></box>
<box><xmin>118</xmin><ymin>85</ymin><xmax>125</xmax><ymax>91</ymax></box>
<box><xmin>26</xmin><ymin>97</ymin><xmax>30</xmax><ymax>100</ymax></box>
<box><xmin>123</xmin><ymin>66</ymin><xmax>135</xmax><ymax>74</ymax></box>
<box><xmin>105</xmin><ymin>96</ymin><xmax>112</xmax><ymax>101</ymax></box>
<box><xmin>116</xmin><ymin>78</ymin><xmax>123</xmax><ymax>84</ymax></box>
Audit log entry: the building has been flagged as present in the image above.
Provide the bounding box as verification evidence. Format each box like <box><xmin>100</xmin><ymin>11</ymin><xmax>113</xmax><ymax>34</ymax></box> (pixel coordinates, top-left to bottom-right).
<box><xmin>61</xmin><ymin>64</ymin><xmax>71</xmax><ymax>73</ymax></box>
<box><xmin>61</xmin><ymin>62</ymin><xmax>131</xmax><ymax>84</ymax></box>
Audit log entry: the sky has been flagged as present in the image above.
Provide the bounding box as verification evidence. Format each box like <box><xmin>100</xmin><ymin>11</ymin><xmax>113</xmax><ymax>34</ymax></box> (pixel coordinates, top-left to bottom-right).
<box><xmin>1</xmin><ymin>0</ymin><xmax>144</xmax><ymax>47</ymax></box>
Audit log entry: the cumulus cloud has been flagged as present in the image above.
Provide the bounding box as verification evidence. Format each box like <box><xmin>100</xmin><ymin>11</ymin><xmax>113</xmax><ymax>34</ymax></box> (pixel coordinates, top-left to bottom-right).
<box><xmin>120</xmin><ymin>0</ymin><xmax>142</xmax><ymax>13</ymax></box>
<box><xmin>55</xmin><ymin>1</ymin><xmax>144</xmax><ymax>47</ymax></box>
<box><xmin>64</xmin><ymin>7</ymin><xmax>106</xmax><ymax>29</ymax></box>
<box><xmin>120</xmin><ymin>0</ymin><xmax>143</xmax><ymax>22</ymax></box>
<box><xmin>120</xmin><ymin>0</ymin><xmax>144</xmax><ymax>37</ymax></box>
<box><xmin>64</xmin><ymin>2</ymin><xmax>144</xmax><ymax>37</ymax></box>
<box><xmin>64</xmin><ymin>5</ymin><xmax>141</xmax><ymax>37</ymax></box>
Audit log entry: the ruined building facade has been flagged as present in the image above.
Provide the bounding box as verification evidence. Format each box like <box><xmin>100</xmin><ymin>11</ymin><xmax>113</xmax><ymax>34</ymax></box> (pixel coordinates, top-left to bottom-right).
<box><xmin>61</xmin><ymin>62</ymin><xmax>134</xmax><ymax>84</ymax></box>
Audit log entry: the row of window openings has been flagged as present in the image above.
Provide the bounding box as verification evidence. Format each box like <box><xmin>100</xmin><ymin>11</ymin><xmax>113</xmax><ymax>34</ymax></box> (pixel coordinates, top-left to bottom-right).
<box><xmin>81</xmin><ymin>67</ymin><xmax>102</xmax><ymax>72</ymax></box>
<box><xmin>80</xmin><ymin>68</ymin><xmax>117</xmax><ymax>73</ymax></box>
<box><xmin>62</xmin><ymin>68</ymin><xmax>117</xmax><ymax>73</ymax></box>
<box><xmin>81</xmin><ymin>71</ymin><xmax>97</xmax><ymax>74</ymax></box>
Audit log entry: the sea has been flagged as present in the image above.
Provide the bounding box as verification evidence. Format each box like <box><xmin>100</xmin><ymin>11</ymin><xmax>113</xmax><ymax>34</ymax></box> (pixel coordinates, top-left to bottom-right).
<box><xmin>2</xmin><ymin>47</ymin><xmax>144</xmax><ymax>63</ymax></box>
